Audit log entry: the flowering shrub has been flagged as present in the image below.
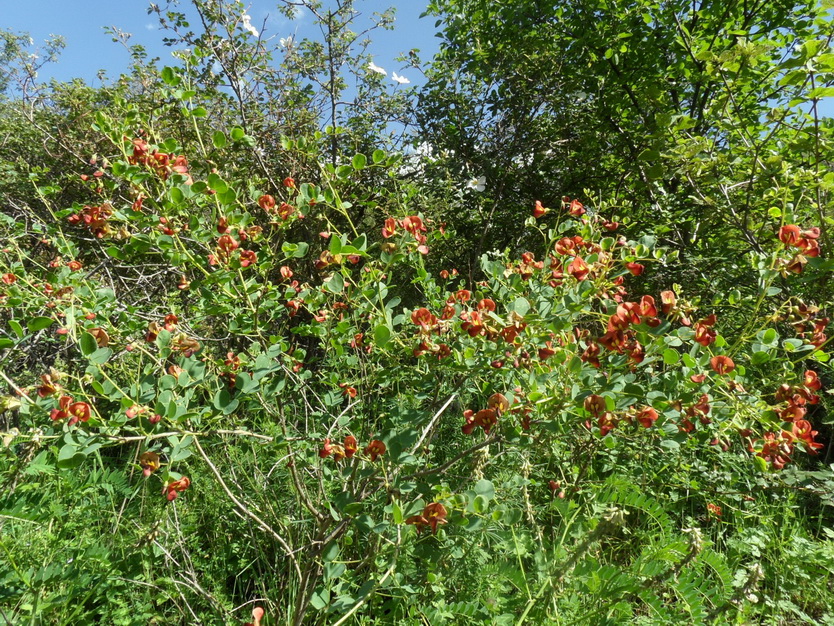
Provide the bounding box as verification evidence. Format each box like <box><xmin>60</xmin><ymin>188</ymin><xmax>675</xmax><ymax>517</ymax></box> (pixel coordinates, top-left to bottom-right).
<box><xmin>1</xmin><ymin>108</ymin><xmax>831</xmax><ymax>622</ymax></box>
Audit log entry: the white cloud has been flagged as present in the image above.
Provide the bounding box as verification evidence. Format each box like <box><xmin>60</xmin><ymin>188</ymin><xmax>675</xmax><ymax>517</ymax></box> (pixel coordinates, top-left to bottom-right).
<box><xmin>145</xmin><ymin>23</ymin><xmax>156</xmax><ymax>31</ymax></box>
<box><xmin>392</xmin><ymin>72</ymin><xmax>410</xmax><ymax>85</ymax></box>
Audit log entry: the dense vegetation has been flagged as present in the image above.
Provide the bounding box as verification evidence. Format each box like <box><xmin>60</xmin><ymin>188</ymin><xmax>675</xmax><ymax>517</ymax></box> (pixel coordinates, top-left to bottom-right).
<box><xmin>1</xmin><ymin>0</ymin><xmax>833</xmax><ymax>623</ymax></box>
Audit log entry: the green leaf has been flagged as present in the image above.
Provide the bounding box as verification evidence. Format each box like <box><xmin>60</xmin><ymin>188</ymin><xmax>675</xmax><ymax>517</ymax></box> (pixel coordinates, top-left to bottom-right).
<box><xmin>191</xmin><ymin>106</ymin><xmax>207</xmax><ymax>117</ymax></box>
<box><xmin>230</xmin><ymin>126</ymin><xmax>245</xmax><ymax>141</ymax></box>
<box><xmin>325</xmin><ymin>273</ymin><xmax>344</xmax><ymax>294</ymax></box>
<box><xmin>373</xmin><ymin>324</ymin><xmax>391</xmax><ymax>348</ymax></box>
<box><xmin>27</xmin><ymin>317</ymin><xmax>53</xmax><ymax>332</ymax></box>
<box><xmin>329</xmin><ymin>235</ymin><xmax>343</xmax><ymax>255</ymax></box>
<box><xmin>392</xmin><ymin>500</ymin><xmax>403</xmax><ymax>524</ymax></box>
<box><xmin>352</xmin><ymin>153</ymin><xmax>367</xmax><ymax>170</ymax></box>
<box><xmin>57</xmin><ymin>444</ymin><xmax>85</xmax><ymax>470</ymax></box>
<box><xmin>372</xmin><ymin>149</ymin><xmax>385</xmax><ymax>164</ymax></box>
<box><xmin>161</xmin><ymin>66</ymin><xmax>180</xmax><ymax>86</ymax></box>
<box><xmin>662</xmin><ymin>348</ymin><xmax>680</xmax><ymax>365</ymax></box>
<box><xmin>79</xmin><ymin>332</ymin><xmax>98</xmax><ymax>356</ymax></box>
<box><xmin>512</xmin><ymin>297</ymin><xmax>531</xmax><ymax>317</ymax></box>
<box><xmin>472</xmin><ymin>479</ymin><xmax>495</xmax><ymax>500</ymax></box>
<box><xmin>8</xmin><ymin>320</ymin><xmax>24</xmax><ymax>339</ymax></box>
<box><xmin>212</xmin><ymin>131</ymin><xmax>227</xmax><ymax>148</ymax></box>
<box><xmin>89</xmin><ymin>348</ymin><xmax>113</xmax><ymax>365</ymax></box>
<box><xmin>213</xmin><ymin>388</ymin><xmax>239</xmax><ymax>414</ymax></box>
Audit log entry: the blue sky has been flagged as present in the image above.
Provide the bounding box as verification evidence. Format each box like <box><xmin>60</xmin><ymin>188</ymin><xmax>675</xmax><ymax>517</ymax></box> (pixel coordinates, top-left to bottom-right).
<box><xmin>2</xmin><ymin>0</ymin><xmax>440</xmax><ymax>87</ymax></box>
<box><xmin>3</xmin><ymin>0</ymin><xmax>831</xmax><ymax>118</ymax></box>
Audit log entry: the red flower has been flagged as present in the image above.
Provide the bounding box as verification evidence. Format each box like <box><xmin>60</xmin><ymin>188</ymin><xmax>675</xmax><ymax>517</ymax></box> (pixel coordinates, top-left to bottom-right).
<box><xmin>364</xmin><ymin>439</ymin><xmax>386</xmax><ymax>461</ymax></box>
<box><xmin>280</xmin><ymin>265</ymin><xmax>294</xmax><ymax>280</ymax></box>
<box><xmin>803</xmin><ymin>370</ymin><xmax>821</xmax><ymax>391</ymax></box>
<box><xmin>707</xmin><ymin>503</ymin><xmax>722</xmax><ymax>517</ymax></box>
<box><xmin>382</xmin><ymin>217</ymin><xmax>398</xmax><ymax>238</ymax></box>
<box><xmin>778</xmin><ymin>225</ymin><xmax>802</xmax><ymax>246</ymax></box>
<box><xmin>487</xmin><ymin>393</ymin><xmax>510</xmax><ymax>414</ymax></box>
<box><xmin>37</xmin><ymin>374</ymin><xmax>59</xmax><ymax>398</ymax></box>
<box><xmin>567</xmin><ymin>256</ymin><xmax>589</xmax><ymax>281</ymax></box>
<box><xmin>625</xmin><ymin>262</ymin><xmax>644</xmax><ymax>276</ymax></box>
<box><xmin>258</xmin><ymin>194</ymin><xmax>276</xmax><ymax>212</ymax></box>
<box><xmin>660</xmin><ymin>290</ymin><xmax>676</xmax><ymax>315</ymax></box>
<box><xmin>1</xmin><ymin>273</ymin><xmax>16</xmax><ymax>285</ymax></box>
<box><xmin>567</xmin><ymin>199</ymin><xmax>585</xmax><ymax>217</ymax></box>
<box><xmin>584</xmin><ymin>394</ymin><xmax>606</xmax><ymax>417</ymax></box>
<box><xmin>53</xmin><ymin>399</ymin><xmax>92</xmax><ymax>426</ymax></box>
<box><xmin>344</xmin><ymin>435</ymin><xmax>358</xmax><ymax>458</ymax></box>
<box><xmin>472</xmin><ymin>408</ymin><xmax>498</xmax><ymax>434</ymax></box>
<box><xmin>283</xmin><ymin>177</ymin><xmax>296</xmax><ymax>189</ymax></box>
<box><xmin>424</xmin><ymin>502</ymin><xmax>448</xmax><ymax>533</ymax></box>
<box><xmin>710</xmin><ymin>355</ymin><xmax>735</xmax><ymax>375</ymax></box>
<box><xmin>278</xmin><ymin>203</ymin><xmax>295</xmax><ymax>220</ymax></box>
<box><xmin>319</xmin><ymin>439</ymin><xmax>333</xmax><ymax>458</ymax></box>
<box><xmin>163</xmin><ymin>476</ymin><xmax>191</xmax><ymax>501</ymax></box>
<box><xmin>636</xmin><ymin>406</ymin><xmax>658</xmax><ymax>428</ymax></box>
<box><xmin>532</xmin><ymin>200</ymin><xmax>548</xmax><ymax>218</ymax></box>
<box><xmin>411</xmin><ymin>307</ymin><xmax>437</xmax><ymax>330</ymax></box>
<box><xmin>407</xmin><ymin>503</ymin><xmax>448</xmax><ymax>534</ymax></box>
<box><xmin>50</xmin><ymin>395</ymin><xmax>73</xmax><ymax>422</ymax></box>
<box><xmin>139</xmin><ymin>451</ymin><xmax>160</xmax><ymax>477</ymax></box>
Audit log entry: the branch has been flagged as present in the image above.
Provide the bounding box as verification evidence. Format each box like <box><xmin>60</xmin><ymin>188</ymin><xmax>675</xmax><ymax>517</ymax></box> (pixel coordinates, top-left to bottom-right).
<box><xmin>193</xmin><ymin>436</ymin><xmax>302</xmax><ymax>581</ymax></box>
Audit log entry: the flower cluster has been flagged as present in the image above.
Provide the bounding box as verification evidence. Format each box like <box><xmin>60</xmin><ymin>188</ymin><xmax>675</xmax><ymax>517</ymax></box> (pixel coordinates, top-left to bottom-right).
<box><xmin>462</xmin><ymin>393</ymin><xmax>509</xmax><ymax>435</ymax></box>
<box><xmin>382</xmin><ymin>215</ymin><xmax>429</xmax><ymax>255</ymax></box>
<box><xmin>128</xmin><ymin>137</ymin><xmax>192</xmax><ymax>183</ymax></box>
<box><xmin>50</xmin><ymin>395</ymin><xmax>91</xmax><ymax>425</ymax></box>
<box><xmin>319</xmin><ymin>436</ymin><xmax>386</xmax><ymax>462</ymax></box>
<box><xmin>67</xmin><ymin>203</ymin><xmax>114</xmax><ymax>238</ymax></box>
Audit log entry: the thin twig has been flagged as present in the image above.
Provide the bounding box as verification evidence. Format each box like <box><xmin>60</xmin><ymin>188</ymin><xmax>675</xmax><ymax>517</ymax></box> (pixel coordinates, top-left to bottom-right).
<box><xmin>193</xmin><ymin>436</ymin><xmax>303</xmax><ymax>581</ymax></box>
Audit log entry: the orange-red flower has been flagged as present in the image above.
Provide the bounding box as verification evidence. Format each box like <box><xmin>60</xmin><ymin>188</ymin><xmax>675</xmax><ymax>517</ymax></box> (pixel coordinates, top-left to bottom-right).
<box><xmin>382</xmin><ymin>217</ymin><xmax>398</xmax><ymax>238</ymax></box>
<box><xmin>239</xmin><ymin>250</ymin><xmax>257</xmax><ymax>267</ymax></box>
<box><xmin>364</xmin><ymin>439</ymin><xmax>386</xmax><ymax>461</ymax></box>
<box><xmin>37</xmin><ymin>373</ymin><xmax>60</xmax><ymax>398</ymax></box>
<box><xmin>406</xmin><ymin>502</ymin><xmax>448</xmax><ymax>534</ymax></box>
<box><xmin>163</xmin><ymin>476</ymin><xmax>191</xmax><ymax>501</ymax></box>
<box><xmin>567</xmin><ymin>256</ymin><xmax>589</xmax><ymax>281</ymax></box>
<box><xmin>258</xmin><ymin>194</ymin><xmax>276</xmax><ymax>212</ymax></box>
<box><xmin>710</xmin><ymin>355</ymin><xmax>735</xmax><ymax>375</ymax></box>
<box><xmin>283</xmin><ymin>177</ymin><xmax>296</xmax><ymax>189</ymax></box>
<box><xmin>140</xmin><ymin>451</ymin><xmax>161</xmax><ymax>477</ymax></box>
<box><xmin>532</xmin><ymin>200</ymin><xmax>548</xmax><ymax>218</ymax></box>
<box><xmin>635</xmin><ymin>406</ymin><xmax>658</xmax><ymax>428</ymax></box>
<box><xmin>278</xmin><ymin>202</ymin><xmax>295</xmax><ymax>220</ymax></box>
<box><xmin>344</xmin><ymin>435</ymin><xmax>358</xmax><ymax>458</ymax></box>
<box><xmin>625</xmin><ymin>262</ymin><xmax>644</xmax><ymax>276</ymax></box>
<box><xmin>319</xmin><ymin>438</ymin><xmax>333</xmax><ymax>458</ymax></box>
<box><xmin>803</xmin><ymin>370</ymin><xmax>821</xmax><ymax>391</ymax></box>
<box><xmin>567</xmin><ymin>199</ymin><xmax>585</xmax><ymax>217</ymax></box>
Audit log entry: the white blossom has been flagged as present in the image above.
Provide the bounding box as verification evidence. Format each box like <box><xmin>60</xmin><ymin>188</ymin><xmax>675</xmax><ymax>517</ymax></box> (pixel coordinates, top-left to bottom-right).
<box><xmin>392</xmin><ymin>72</ymin><xmax>410</xmax><ymax>85</ymax></box>
<box><xmin>280</xmin><ymin>35</ymin><xmax>294</xmax><ymax>48</ymax></box>
<box><xmin>466</xmin><ymin>176</ymin><xmax>486</xmax><ymax>192</ymax></box>
<box><xmin>241</xmin><ymin>14</ymin><xmax>259</xmax><ymax>37</ymax></box>
<box><xmin>368</xmin><ymin>61</ymin><xmax>387</xmax><ymax>76</ymax></box>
